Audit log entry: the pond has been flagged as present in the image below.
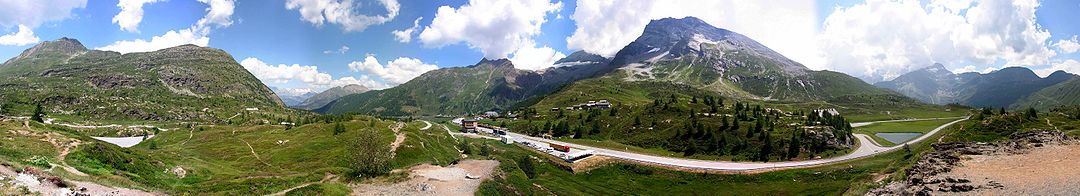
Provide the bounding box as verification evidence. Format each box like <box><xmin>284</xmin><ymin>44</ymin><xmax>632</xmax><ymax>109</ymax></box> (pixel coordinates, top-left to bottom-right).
<box><xmin>875</xmin><ymin>132</ymin><xmax>922</xmax><ymax>144</ymax></box>
<box><xmin>91</xmin><ymin>135</ymin><xmax>154</xmax><ymax>148</ymax></box>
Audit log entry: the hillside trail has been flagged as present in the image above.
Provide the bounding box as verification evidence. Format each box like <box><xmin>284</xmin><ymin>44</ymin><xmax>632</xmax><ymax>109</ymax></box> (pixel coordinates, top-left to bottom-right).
<box><xmin>265</xmin><ymin>174</ymin><xmax>339</xmax><ymax>196</ymax></box>
<box><xmin>389</xmin><ymin>122</ymin><xmax>406</xmax><ymax>153</ymax></box>
<box><xmin>241</xmin><ymin>138</ymin><xmax>273</xmax><ymax>167</ymax></box>
<box><xmin>1047</xmin><ymin>118</ymin><xmax>1060</xmax><ymax>131</ymax></box>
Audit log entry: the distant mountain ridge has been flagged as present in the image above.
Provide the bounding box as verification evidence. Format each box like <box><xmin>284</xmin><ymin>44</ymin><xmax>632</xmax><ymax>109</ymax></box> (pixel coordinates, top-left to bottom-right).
<box><xmin>294</xmin><ymin>84</ymin><xmax>369</xmax><ymax>110</ymax></box>
<box><xmin>0</xmin><ymin>38</ymin><xmax>286</xmax><ymax>122</ymax></box>
<box><xmin>875</xmin><ymin>64</ymin><xmax>1077</xmax><ymax>109</ymax></box>
<box><xmin>316</xmin><ymin>54</ymin><xmax>615</xmax><ymax>116</ymax></box>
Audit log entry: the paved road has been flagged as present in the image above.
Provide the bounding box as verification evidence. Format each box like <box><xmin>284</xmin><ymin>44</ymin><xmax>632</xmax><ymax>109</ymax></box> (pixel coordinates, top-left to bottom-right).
<box><xmin>452</xmin><ymin>117</ymin><xmax>968</xmax><ymax>172</ymax></box>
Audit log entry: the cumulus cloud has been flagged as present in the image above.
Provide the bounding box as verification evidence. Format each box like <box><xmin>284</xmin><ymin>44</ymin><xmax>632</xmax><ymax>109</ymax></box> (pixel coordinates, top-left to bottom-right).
<box><xmin>819</xmin><ymin>0</ymin><xmax>1056</xmax><ymax>82</ymax></box>
<box><xmin>273</xmin><ymin>87</ymin><xmax>314</xmax><ymax>97</ymax></box>
<box><xmin>0</xmin><ymin>0</ymin><xmax>87</xmax><ymax>28</ymax></box>
<box><xmin>0</xmin><ymin>25</ymin><xmax>40</xmax><ymax>46</ymax></box>
<box><xmin>98</xmin><ymin>0</ymin><xmax>235</xmax><ymax>53</ymax></box>
<box><xmin>240</xmin><ymin>57</ymin><xmax>387</xmax><ymax>91</ymax></box>
<box><xmin>1054</xmin><ymin>35</ymin><xmax>1080</xmax><ymax>54</ymax></box>
<box><xmin>112</xmin><ymin>0</ymin><xmax>163</xmax><ymax>32</ymax></box>
<box><xmin>323</xmin><ymin>45</ymin><xmax>349</xmax><ymax>54</ymax></box>
<box><xmin>509</xmin><ymin>42</ymin><xmax>567</xmax><ymax>71</ymax></box>
<box><xmin>565</xmin><ymin>0</ymin><xmax>821</xmax><ymax>68</ymax></box>
<box><xmin>417</xmin><ymin>0</ymin><xmax>562</xmax><ymax>59</ymax></box>
<box><xmin>96</xmin><ymin>29</ymin><xmax>209</xmax><ymax>53</ymax></box>
<box><xmin>285</xmin><ymin>0</ymin><xmax>400</xmax><ymax>32</ymax></box>
<box><xmin>1035</xmin><ymin>59</ymin><xmax>1080</xmax><ymax>77</ymax></box>
<box><xmin>349</xmin><ymin>55</ymin><xmax>438</xmax><ymax>85</ymax></box>
<box><xmin>241</xmin><ymin>57</ymin><xmax>332</xmax><ymax>84</ymax></box>
<box><xmin>391</xmin><ymin>17</ymin><xmax>422</xmax><ymax>43</ymax></box>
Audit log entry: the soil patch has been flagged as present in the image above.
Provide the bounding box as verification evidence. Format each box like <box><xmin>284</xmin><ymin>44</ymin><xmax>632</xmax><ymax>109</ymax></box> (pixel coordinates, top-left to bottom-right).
<box><xmin>868</xmin><ymin>130</ymin><xmax>1079</xmax><ymax>195</ymax></box>
<box><xmin>351</xmin><ymin>160</ymin><xmax>499</xmax><ymax>196</ymax></box>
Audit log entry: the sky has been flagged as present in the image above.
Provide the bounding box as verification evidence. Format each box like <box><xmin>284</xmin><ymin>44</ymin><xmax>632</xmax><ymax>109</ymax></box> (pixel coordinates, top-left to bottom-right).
<box><xmin>1</xmin><ymin>0</ymin><xmax>1079</xmax><ymax>96</ymax></box>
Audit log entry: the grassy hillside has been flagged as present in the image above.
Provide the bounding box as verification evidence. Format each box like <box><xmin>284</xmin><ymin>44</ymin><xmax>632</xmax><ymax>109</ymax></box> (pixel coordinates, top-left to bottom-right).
<box><xmin>943</xmin><ymin>106</ymin><xmax>1080</xmax><ymax>142</ymax></box>
<box><xmin>1012</xmin><ymin>78</ymin><xmax>1080</xmax><ymax>111</ymax></box>
<box><xmin>0</xmin><ymin>114</ymin><xmax>464</xmax><ymax>195</ymax></box>
<box><xmin>0</xmin><ymin>38</ymin><xmax>288</xmax><ymax>123</ymax></box>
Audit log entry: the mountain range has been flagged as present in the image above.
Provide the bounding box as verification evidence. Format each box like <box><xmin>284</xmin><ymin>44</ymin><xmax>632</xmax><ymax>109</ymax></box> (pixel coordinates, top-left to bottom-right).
<box><xmin>315</xmin><ymin>53</ymin><xmax>615</xmax><ymax>116</ymax></box>
<box><xmin>875</xmin><ymin>63</ymin><xmax>1077</xmax><ymax>109</ymax></box>
<box><xmin>317</xmin><ymin>17</ymin><xmax>897</xmax><ymax>116</ymax></box>
<box><xmin>0</xmin><ymin>38</ymin><xmax>286</xmax><ymax>122</ymax></box>
<box><xmin>294</xmin><ymin>84</ymin><xmax>370</xmax><ymax>110</ymax></box>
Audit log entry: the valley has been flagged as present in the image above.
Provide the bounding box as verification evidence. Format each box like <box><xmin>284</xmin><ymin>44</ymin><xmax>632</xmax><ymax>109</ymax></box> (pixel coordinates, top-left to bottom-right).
<box><xmin>0</xmin><ymin>8</ymin><xmax>1078</xmax><ymax>195</ymax></box>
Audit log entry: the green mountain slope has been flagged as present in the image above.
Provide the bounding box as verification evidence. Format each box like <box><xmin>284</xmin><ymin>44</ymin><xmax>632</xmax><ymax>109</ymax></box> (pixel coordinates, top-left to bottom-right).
<box><xmin>317</xmin><ymin>53</ymin><xmax>615</xmax><ymax>116</ymax></box>
<box><xmin>1012</xmin><ymin>77</ymin><xmax>1080</xmax><ymax>110</ymax></box>
<box><xmin>295</xmin><ymin>84</ymin><xmax>369</xmax><ymax>110</ymax></box>
<box><xmin>0</xmin><ymin>38</ymin><xmax>286</xmax><ymax>122</ymax></box>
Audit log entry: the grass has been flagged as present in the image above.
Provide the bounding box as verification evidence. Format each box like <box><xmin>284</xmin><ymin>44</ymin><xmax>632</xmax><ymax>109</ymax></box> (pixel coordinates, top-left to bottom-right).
<box><xmin>0</xmin><ymin>115</ymin><xmax>465</xmax><ymax>195</ymax></box>
<box><xmin>855</xmin><ymin>119</ymin><xmax>958</xmax><ymax>147</ymax></box>
<box><xmin>284</xmin><ymin>182</ymin><xmax>350</xmax><ymax>196</ymax></box>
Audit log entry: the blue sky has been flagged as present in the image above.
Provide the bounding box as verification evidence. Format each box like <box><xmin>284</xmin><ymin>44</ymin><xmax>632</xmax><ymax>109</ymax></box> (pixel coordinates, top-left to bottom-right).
<box><xmin>1</xmin><ymin>0</ymin><xmax>1078</xmax><ymax>95</ymax></box>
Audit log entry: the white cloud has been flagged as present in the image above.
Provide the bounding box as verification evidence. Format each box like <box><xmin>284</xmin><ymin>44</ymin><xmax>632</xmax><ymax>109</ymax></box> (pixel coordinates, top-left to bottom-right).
<box><xmin>417</xmin><ymin>0</ymin><xmax>562</xmax><ymax>59</ymax></box>
<box><xmin>349</xmin><ymin>55</ymin><xmax>438</xmax><ymax>85</ymax></box>
<box><xmin>112</xmin><ymin>0</ymin><xmax>163</xmax><ymax>32</ymax></box>
<box><xmin>0</xmin><ymin>0</ymin><xmax>87</xmax><ymax>28</ymax></box>
<box><xmin>953</xmin><ymin>65</ymin><xmax>979</xmax><ymax>74</ymax></box>
<box><xmin>98</xmin><ymin>0</ymin><xmax>235</xmax><ymax>53</ymax></box>
<box><xmin>96</xmin><ymin>29</ymin><xmax>210</xmax><ymax>53</ymax></box>
<box><xmin>391</xmin><ymin>17</ymin><xmax>422</xmax><ymax>43</ymax></box>
<box><xmin>274</xmin><ymin>87</ymin><xmax>314</xmax><ymax>97</ymax></box>
<box><xmin>1053</xmin><ymin>35</ymin><xmax>1080</xmax><ymax>54</ymax></box>
<box><xmin>566</xmin><ymin>0</ymin><xmax>821</xmax><ymax>69</ymax></box>
<box><xmin>241</xmin><ymin>57</ymin><xmax>332</xmax><ymax>84</ymax></box>
<box><xmin>323</xmin><ymin>45</ymin><xmax>349</xmax><ymax>54</ymax></box>
<box><xmin>285</xmin><ymin>0</ymin><xmax>400</xmax><ymax>32</ymax></box>
<box><xmin>509</xmin><ymin>42</ymin><xmax>566</xmax><ymax>71</ymax></box>
<box><xmin>819</xmin><ymin>0</ymin><xmax>1056</xmax><ymax>82</ymax></box>
<box><xmin>1035</xmin><ymin>59</ymin><xmax>1080</xmax><ymax>77</ymax></box>
<box><xmin>0</xmin><ymin>24</ymin><xmax>40</xmax><ymax>46</ymax></box>
<box><xmin>241</xmin><ymin>57</ymin><xmax>388</xmax><ymax>92</ymax></box>
<box><xmin>194</xmin><ymin>0</ymin><xmax>236</xmax><ymax>32</ymax></box>
<box><xmin>332</xmin><ymin>75</ymin><xmax>388</xmax><ymax>90</ymax></box>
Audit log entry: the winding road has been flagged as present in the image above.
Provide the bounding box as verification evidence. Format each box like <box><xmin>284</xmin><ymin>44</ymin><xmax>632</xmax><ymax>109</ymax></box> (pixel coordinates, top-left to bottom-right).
<box><xmin>450</xmin><ymin>117</ymin><xmax>968</xmax><ymax>172</ymax></box>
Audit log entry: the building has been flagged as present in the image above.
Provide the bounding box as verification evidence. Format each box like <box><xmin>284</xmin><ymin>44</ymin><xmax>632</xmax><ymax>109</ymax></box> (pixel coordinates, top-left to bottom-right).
<box><xmin>484</xmin><ymin>111</ymin><xmax>500</xmax><ymax>118</ymax></box>
<box><xmin>501</xmin><ymin>135</ymin><xmax>514</xmax><ymax>144</ymax></box>
<box><xmin>461</xmin><ymin>118</ymin><xmax>478</xmax><ymax>132</ymax></box>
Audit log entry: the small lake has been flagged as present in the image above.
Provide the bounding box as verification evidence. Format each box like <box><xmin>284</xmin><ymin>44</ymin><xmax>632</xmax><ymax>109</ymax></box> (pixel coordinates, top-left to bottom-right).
<box><xmin>875</xmin><ymin>132</ymin><xmax>921</xmax><ymax>144</ymax></box>
<box><xmin>91</xmin><ymin>135</ymin><xmax>154</xmax><ymax>148</ymax></box>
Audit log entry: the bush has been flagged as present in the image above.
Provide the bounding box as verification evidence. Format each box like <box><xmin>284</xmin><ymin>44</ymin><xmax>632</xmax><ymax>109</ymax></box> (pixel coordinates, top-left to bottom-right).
<box><xmin>346</xmin><ymin>129</ymin><xmax>392</xmax><ymax>178</ymax></box>
<box><xmin>518</xmin><ymin>156</ymin><xmax>536</xmax><ymax>179</ymax></box>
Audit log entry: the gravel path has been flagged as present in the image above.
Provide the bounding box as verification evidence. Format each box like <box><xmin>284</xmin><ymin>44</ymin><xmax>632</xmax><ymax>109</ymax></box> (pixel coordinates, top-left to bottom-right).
<box><xmin>351</xmin><ymin>160</ymin><xmax>499</xmax><ymax>196</ymax></box>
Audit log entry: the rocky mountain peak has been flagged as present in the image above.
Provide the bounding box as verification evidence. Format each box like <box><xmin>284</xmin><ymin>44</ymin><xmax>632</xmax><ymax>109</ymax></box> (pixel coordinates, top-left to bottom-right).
<box><xmin>3</xmin><ymin>37</ymin><xmax>88</xmax><ymax>64</ymax></box>
<box><xmin>555</xmin><ymin>51</ymin><xmax>608</xmax><ymax>65</ymax></box>
<box><xmin>474</xmin><ymin>58</ymin><xmax>515</xmax><ymax>69</ymax></box>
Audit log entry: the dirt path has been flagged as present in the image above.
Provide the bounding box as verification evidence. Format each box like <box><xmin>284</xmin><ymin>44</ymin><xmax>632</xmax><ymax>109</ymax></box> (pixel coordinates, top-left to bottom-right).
<box><xmin>390</xmin><ymin>122</ymin><xmax>407</xmax><ymax>153</ymax></box>
<box><xmin>241</xmin><ymin>138</ymin><xmax>273</xmax><ymax>167</ymax></box>
<box><xmin>266</xmin><ymin>174</ymin><xmax>339</xmax><ymax>196</ymax></box>
<box><xmin>441</xmin><ymin>125</ymin><xmax>457</xmax><ymax>140</ymax></box>
<box><xmin>351</xmin><ymin>160</ymin><xmax>499</xmax><ymax>196</ymax></box>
